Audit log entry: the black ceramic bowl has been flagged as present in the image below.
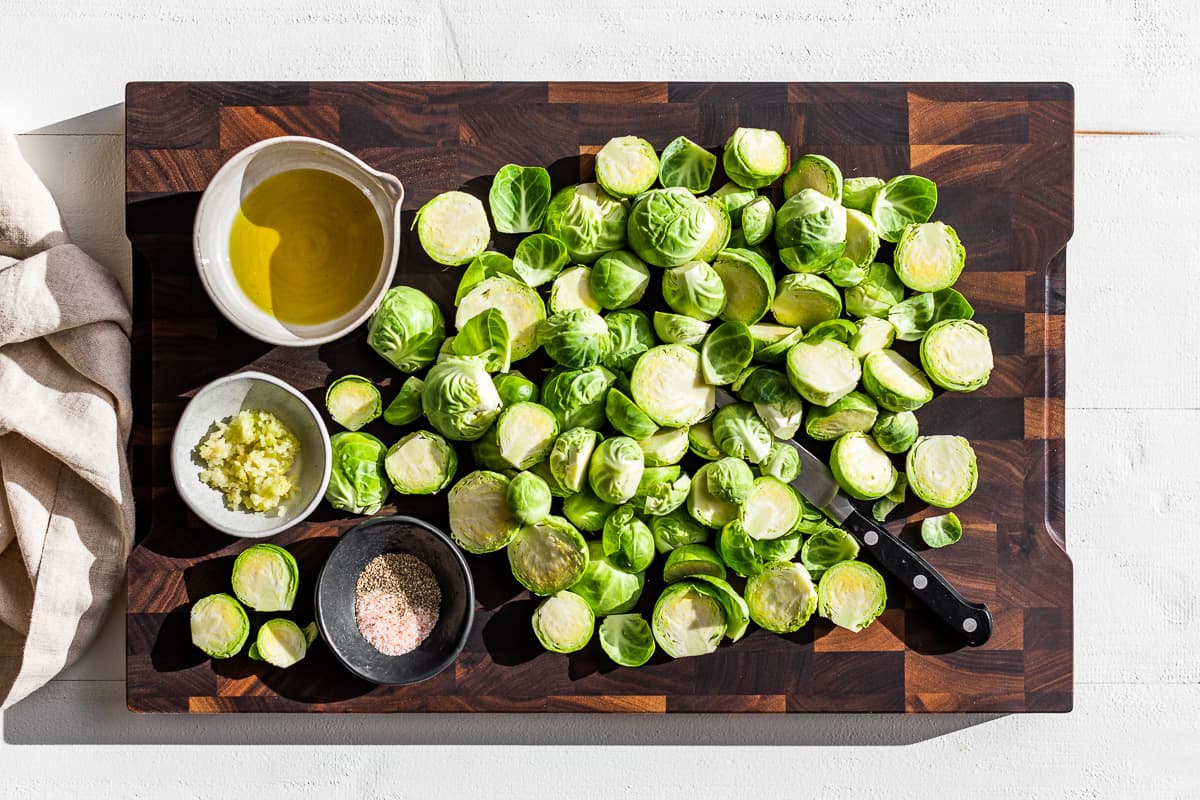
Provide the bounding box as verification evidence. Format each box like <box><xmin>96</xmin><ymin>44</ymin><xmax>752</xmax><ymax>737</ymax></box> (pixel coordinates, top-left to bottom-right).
<box><xmin>314</xmin><ymin>515</ymin><xmax>474</xmax><ymax>685</ymax></box>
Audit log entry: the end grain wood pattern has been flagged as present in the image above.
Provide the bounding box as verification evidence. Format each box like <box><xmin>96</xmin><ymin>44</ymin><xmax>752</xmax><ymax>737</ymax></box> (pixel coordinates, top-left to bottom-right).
<box><xmin>125</xmin><ymin>82</ymin><xmax>1072</xmax><ymax>714</ymax></box>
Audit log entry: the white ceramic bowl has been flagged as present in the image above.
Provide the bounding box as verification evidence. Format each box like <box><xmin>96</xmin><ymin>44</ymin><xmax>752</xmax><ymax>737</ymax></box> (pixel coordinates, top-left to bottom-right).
<box><xmin>171</xmin><ymin>371</ymin><xmax>332</xmax><ymax>538</ymax></box>
<box><xmin>193</xmin><ymin>136</ymin><xmax>404</xmax><ymax>346</ymax></box>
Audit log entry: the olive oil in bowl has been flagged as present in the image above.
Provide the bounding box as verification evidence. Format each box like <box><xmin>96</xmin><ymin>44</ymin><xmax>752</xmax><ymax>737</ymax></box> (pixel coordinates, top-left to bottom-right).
<box><xmin>229</xmin><ymin>169</ymin><xmax>384</xmax><ymax>326</ymax></box>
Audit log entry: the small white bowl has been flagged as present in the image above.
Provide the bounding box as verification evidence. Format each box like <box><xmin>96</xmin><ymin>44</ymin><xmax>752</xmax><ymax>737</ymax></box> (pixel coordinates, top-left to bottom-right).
<box><xmin>193</xmin><ymin>136</ymin><xmax>404</xmax><ymax>347</ymax></box>
<box><xmin>171</xmin><ymin>371</ymin><xmax>332</xmax><ymax>538</ymax></box>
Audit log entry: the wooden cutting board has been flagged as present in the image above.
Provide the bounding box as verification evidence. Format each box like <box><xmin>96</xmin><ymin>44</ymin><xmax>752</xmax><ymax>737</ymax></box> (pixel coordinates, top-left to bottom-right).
<box><xmin>125</xmin><ymin>81</ymin><xmax>1072</xmax><ymax>713</ymax></box>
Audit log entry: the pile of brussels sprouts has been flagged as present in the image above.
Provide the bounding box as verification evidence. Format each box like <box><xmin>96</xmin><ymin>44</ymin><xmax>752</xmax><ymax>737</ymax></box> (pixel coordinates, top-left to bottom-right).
<box><xmin>322</xmin><ymin>127</ymin><xmax>993</xmax><ymax>663</ymax></box>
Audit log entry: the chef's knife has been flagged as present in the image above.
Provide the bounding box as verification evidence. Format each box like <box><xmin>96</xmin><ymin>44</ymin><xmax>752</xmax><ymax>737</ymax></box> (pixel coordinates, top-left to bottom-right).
<box><xmin>716</xmin><ymin>390</ymin><xmax>992</xmax><ymax>646</ymax></box>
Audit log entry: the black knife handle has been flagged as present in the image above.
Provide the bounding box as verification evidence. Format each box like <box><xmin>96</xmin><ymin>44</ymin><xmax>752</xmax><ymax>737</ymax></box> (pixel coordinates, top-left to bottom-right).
<box><xmin>839</xmin><ymin>509</ymin><xmax>993</xmax><ymax>647</ymax></box>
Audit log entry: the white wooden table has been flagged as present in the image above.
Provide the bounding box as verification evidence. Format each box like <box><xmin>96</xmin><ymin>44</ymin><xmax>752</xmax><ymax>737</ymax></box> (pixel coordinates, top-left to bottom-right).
<box><xmin>3</xmin><ymin>1</ymin><xmax>1199</xmax><ymax>796</ymax></box>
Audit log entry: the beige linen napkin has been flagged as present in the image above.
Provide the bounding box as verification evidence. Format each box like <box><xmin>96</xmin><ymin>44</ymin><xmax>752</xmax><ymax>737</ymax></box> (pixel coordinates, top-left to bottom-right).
<box><xmin>0</xmin><ymin>128</ymin><xmax>133</xmax><ymax>708</ymax></box>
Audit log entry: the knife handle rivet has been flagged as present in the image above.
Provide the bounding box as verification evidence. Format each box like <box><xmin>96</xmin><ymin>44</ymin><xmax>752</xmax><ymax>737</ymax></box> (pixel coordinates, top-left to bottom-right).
<box><xmin>962</xmin><ymin>618</ymin><xmax>979</xmax><ymax>633</ymax></box>
<box><xmin>913</xmin><ymin>574</ymin><xmax>928</xmax><ymax>590</ymax></box>
<box><xmin>863</xmin><ymin>531</ymin><xmax>879</xmax><ymax>546</ymax></box>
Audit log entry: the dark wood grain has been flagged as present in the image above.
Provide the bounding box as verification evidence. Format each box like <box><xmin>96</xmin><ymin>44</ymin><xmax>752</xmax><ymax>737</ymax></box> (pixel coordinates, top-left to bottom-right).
<box><xmin>125</xmin><ymin>81</ymin><xmax>1072</xmax><ymax>714</ymax></box>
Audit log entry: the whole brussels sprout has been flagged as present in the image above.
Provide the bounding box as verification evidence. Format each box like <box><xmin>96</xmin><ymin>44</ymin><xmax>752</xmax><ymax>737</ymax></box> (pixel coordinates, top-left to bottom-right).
<box><xmin>507</xmin><ymin>470</ymin><xmax>553</xmax><ymax>525</ymax></box>
<box><xmin>326</xmin><ymin>432</ymin><xmax>389</xmax><ymax>514</ymax></box>
<box><xmin>542</xmin><ymin>182</ymin><xmax>628</xmax><ymax>263</ymax></box>
<box><xmin>588</xmin><ymin>436</ymin><xmax>646</xmax><ymax>505</ymax></box>
<box><xmin>740</xmin><ymin>195</ymin><xmax>776</xmax><ymax>246</ymax></box>
<box><xmin>541</xmin><ymin>365</ymin><xmax>617</xmax><ymax>430</ymax></box>
<box><xmin>367</xmin><ymin>286</ymin><xmax>446</xmax><ymax>373</ymax></box>
<box><xmin>707</xmin><ymin>457</ymin><xmax>755</xmax><ymax>504</ymax></box>
<box><xmin>494</xmin><ymin>370</ymin><xmax>538</xmax><ymax>406</ymax></box>
<box><xmin>572</xmin><ymin>541</ymin><xmax>645</xmax><ymax>615</ymax></box>
<box><xmin>700</xmin><ymin>320</ymin><xmax>754</xmax><ymax>386</ymax></box>
<box><xmin>627</xmin><ymin>188</ymin><xmax>716</xmax><ymax>268</ymax></box>
<box><xmin>562</xmin><ymin>489</ymin><xmax>615</xmax><ymax>534</ymax></box>
<box><xmin>722</xmin><ymin>127</ymin><xmax>789</xmax><ymax>189</ymax></box>
<box><xmin>420</xmin><ymin>356</ymin><xmax>503</xmax><ymax>441</ymax></box>
<box><xmin>651</xmin><ymin>508</ymin><xmax>709</xmax><ymax>553</ymax></box>
<box><xmin>415</xmin><ymin>190</ymin><xmax>490</xmax><ymax>266</ymax></box>
<box><xmin>603</xmin><ymin>309</ymin><xmax>656</xmax><ymax>372</ymax></box>
<box><xmin>661</xmin><ymin>260</ymin><xmax>727</xmax><ymax>321</ymax></box>
<box><xmin>759</xmin><ymin>441</ymin><xmax>801</xmax><ymax>482</ymax></box>
<box><xmin>590</xmin><ymin>250</ymin><xmax>651</xmax><ymax>310</ymax></box>
<box><xmin>658</xmin><ymin>135</ymin><xmax>717</xmax><ymax>194</ymax></box>
<box><xmin>873</xmin><ymin>410</ymin><xmax>920</xmax><ymax>454</ymax></box>
<box><xmin>602</xmin><ymin>504</ymin><xmax>655</xmax><ymax>572</ymax></box>
<box><xmin>538</xmin><ymin>308</ymin><xmax>611</xmax><ymax>368</ymax></box>
<box><xmin>774</xmin><ymin>188</ymin><xmax>848</xmax><ymax>273</ymax></box>
<box><xmin>711</xmin><ymin>181</ymin><xmax>758</xmax><ymax>225</ymax></box>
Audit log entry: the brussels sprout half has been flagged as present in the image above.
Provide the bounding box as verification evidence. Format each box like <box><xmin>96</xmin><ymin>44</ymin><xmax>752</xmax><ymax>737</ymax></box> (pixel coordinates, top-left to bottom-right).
<box><xmin>250</xmin><ymin>618</ymin><xmax>313</xmax><ymax>668</ymax></box>
<box><xmin>737</xmin><ymin>366</ymin><xmax>806</xmax><ymax>440</ymax></box>
<box><xmin>688</xmin><ymin>462</ymin><xmax>741</xmax><ymax>529</ymax></box>
<box><xmin>506</xmin><ymin>470</ymin><xmax>553</xmax><ymax>526</ymax></box>
<box><xmin>662</xmin><ymin>260</ymin><xmax>727</xmax><ymax>321</ymax></box>
<box><xmin>711</xmin><ymin>403</ymin><xmax>772</xmax><ymax>464</ymax></box>
<box><xmin>448</xmin><ymin>470</ymin><xmax>521</xmax><ymax>554</ymax></box>
<box><xmin>385</xmin><ymin>430</ymin><xmax>457</xmax><ymax>495</ymax></box>
<box><xmin>873</xmin><ymin>410</ymin><xmax>920</xmax><ymax>454</ymax></box>
<box><xmin>786</xmin><ymin>338</ymin><xmax>862</xmax><ymax>407</ymax></box>
<box><xmin>508</xmin><ymin>515</ymin><xmax>589</xmax><ymax>595</ymax></box>
<box><xmin>772</xmin><ymin>273</ymin><xmax>843</xmax><ymax>329</ymax></box>
<box><xmin>325</xmin><ymin>376</ymin><xmax>382</xmax><ymax>432</ymax></box>
<box><xmin>542</xmin><ymin>182</ymin><xmax>629</xmax><ymax>263</ymax></box>
<box><xmin>415</xmin><ymin>190</ymin><xmax>490</xmax><ymax>266</ymax></box>
<box><xmin>894</xmin><ymin>221</ymin><xmax>966</xmax><ymax>292</ymax></box>
<box><xmin>818</xmin><ymin>560</ymin><xmax>887</xmax><ymax>633</ymax></box>
<box><xmin>532</xmin><ymin>591</ymin><xmax>595</xmax><ymax>653</ymax></box>
<box><xmin>804</xmin><ymin>390</ymin><xmax>879</xmax><ymax>441</ymax></box>
<box><xmin>489</xmin><ymin>164</ymin><xmax>552</xmax><ymax>234</ymax></box>
<box><xmin>741</xmin><ymin>195</ymin><xmax>776</xmax><ymax>246</ymax></box>
<box><xmin>633</xmin><ymin>466</ymin><xmax>691</xmax><ymax>517</ymax></box>
<box><xmin>850</xmin><ymin>316</ymin><xmax>896</xmax><ymax>361</ymax></box>
<box><xmin>827</xmin><ymin>208</ymin><xmax>880</xmax><ymax>288</ymax></box>
<box><xmin>717</xmin><ymin>520</ymin><xmax>764</xmax><ymax>578</ymax></box>
<box><xmin>190</xmin><ymin>593</ymin><xmax>250</xmax><ymax>658</ymax></box>
<box><xmin>599</xmin><ymin>613</ymin><xmax>657</xmax><ymax>667</ymax></box>
<box><xmin>841</xmin><ymin>176</ymin><xmax>885</xmax><ymax>213</ymax></box>
<box><xmin>456</xmin><ymin>275</ymin><xmax>546</xmax><ymax>361</ymax></box>
<box><xmin>549</xmin><ymin>266</ymin><xmax>602</xmax><ymax>314</ymax></box>
<box><xmin>606</xmin><ymin>388</ymin><xmax>659</xmax><ymax>440</ymax></box>
<box><xmin>687</xmin><ymin>419</ymin><xmax>723</xmax><ymax>461</ymax></box>
<box><xmin>760</xmin><ymin>441</ymin><xmax>801</xmax><ymax>482</ymax></box>
<box><xmin>711</xmin><ymin>248</ymin><xmax>777</xmax><ymax>325</ymax></box>
<box><xmin>906</xmin><ymin>435</ymin><xmax>978</xmax><ymax>508</ymax></box>
<box><xmin>658</xmin><ymin>135</ymin><xmax>717</xmax><ymax>194</ymax></box>
<box><xmin>782</xmin><ymin>153</ymin><xmax>843</xmax><ymax>201</ymax></box>
<box><xmin>653</xmin><ymin>311</ymin><xmax>711</xmax><ymax>346</ymax></box>
<box><xmin>591</xmin><ymin>250</ymin><xmax>651</xmax><ymax>310</ymax></box>
<box><xmin>829</xmin><ymin>431</ymin><xmax>898</xmax><ymax>501</ymax></box>
<box><xmin>711</xmin><ymin>181</ymin><xmax>758</xmax><ymax>225</ymax></box>
<box><xmin>604</xmin><ymin>309</ymin><xmax>656</xmax><ymax>373</ymax></box>
<box><xmin>663</xmin><ymin>544</ymin><xmax>726</xmax><ymax>583</ymax></box>
<box><xmin>922</xmin><ymin>512</ymin><xmax>964</xmax><ymax>548</ymax></box>
<box><xmin>627</xmin><ymin>188</ymin><xmax>716</xmax><ymax>268</ymax></box>
<box><xmin>652</xmin><ymin>509</ymin><xmax>709</xmax><ymax>553</ymax></box>
<box><xmin>920</xmin><ymin>319</ymin><xmax>994</xmax><ymax>392</ymax></box>
<box><xmin>694</xmin><ymin>197</ymin><xmax>734</xmax><ymax>263</ymax></box>
<box><xmin>862</xmin><ymin>349</ymin><xmax>934</xmax><ymax>412</ymax></box>
<box><xmin>421</xmin><ymin>356</ymin><xmax>503</xmax><ymax>441</ymax></box>
<box><xmin>745</xmin><ymin>561</ymin><xmax>818</xmax><ymax>634</ymax></box>
<box><xmin>383</xmin><ymin>376</ymin><xmax>424</xmax><ymax>426</ymax></box>
<box><xmin>630</xmin><ymin>345</ymin><xmax>715</xmax><ymax>428</ymax></box>
<box><xmin>231</xmin><ymin>543</ymin><xmax>298</xmax><ymax>612</ymax></box>
<box><xmin>326</xmin><ymin>431</ymin><xmax>389</xmax><ymax>514</ymax></box>
<box><xmin>722</xmin><ymin>127</ymin><xmax>789</xmax><ymax>189</ymax></box>
<box><xmin>753</xmin><ymin>324</ymin><xmax>806</xmax><ymax>365</ymax></box>
<box><xmin>596</xmin><ymin>135</ymin><xmax>660</xmax><ymax>198</ymax></box>
<box><xmin>367</xmin><ymin>286</ymin><xmax>446</xmax><ymax>373</ymax></box>
<box><xmin>588</xmin><ymin>436</ymin><xmax>646</xmax><ymax>505</ymax></box>
<box><xmin>800</xmin><ymin>528</ymin><xmax>860</xmax><ymax>581</ymax></box>
<box><xmin>652</xmin><ymin>582</ymin><xmax>727</xmax><ymax>659</ymax></box>
<box><xmin>539</xmin><ymin>308</ymin><xmax>611</xmax><ymax>368</ymax></box>
<box><xmin>549</xmin><ymin>426</ymin><xmax>602</xmax><ymax>494</ymax></box>
<box><xmin>871</xmin><ymin>174</ymin><xmax>938</xmax><ymax>243</ymax></box>
<box><xmin>602</xmin><ymin>504</ymin><xmax>655</xmax><ymax>572</ymax></box>
<box><xmin>775</xmin><ymin>189</ymin><xmax>848</xmax><ymax>273</ymax></box>
<box><xmin>845</xmin><ymin>261</ymin><xmax>905</xmax><ymax>319</ymax></box>
<box><xmin>636</xmin><ymin>425</ymin><xmax>691</xmax><ymax>467</ymax></box>
<box><xmin>739</xmin><ymin>476</ymin><xmax>802</xmax><ymax>541</ymax></box>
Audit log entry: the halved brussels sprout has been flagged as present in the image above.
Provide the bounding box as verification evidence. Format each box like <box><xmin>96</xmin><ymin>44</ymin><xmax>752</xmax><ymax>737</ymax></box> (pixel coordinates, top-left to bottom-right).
<box><xmin>367</xmin><ymin>286</ymin><xmax>446</xmax><ymax>373</ymax></box>
<box><xmin>489</xmin><ymin>163</ymin><xmax>552</xmax><ymax>234</ymax></box>
<box><xmin>716</xmin><ymin>520</ymin><xmax>763</xmax><ymax>578</ymax></box>
<box><xmin>711</xmin><ymin>181</ymin><xmax>758</xmax><ymax>225</ymax></box>
<box><xmin>786</xmin><ymin>338</ymin><xmax>861</xmax><ymax>407</ymax></box>
<box><xmin>804</xmin><ymin>390</ymin><xmax>879</xmax><ymax>441</ymax></box>
<box><xmin>385</xmin><ymin>430</ymin><xmax>457</xmax><ymax>494</ymax></box>
<box><xmin>872</xmin><ymin>471</ymin><xmax>908</xmax><ymax>522</ymax></box>
<box><xmin>782</xmin><ymin>153</ymin><xmax>843</xmax><ymax>201</ymax></box>
<box><xmin>326</xmin><ymin>431</ymin><xmax>389</xmax><ymax>514</ymax></box>
<box><xmin>507</xmin><ymin>470</ymin><xmax>553</xmax><ymax>525</ymax></box>
<box><xmin>920</xmin><ymin>319</ymin><xmax>994</xmax><ymax>392</ymax></box>
<box><xmin>712</xmin><ymin>403</ymin><xmax>772</xmax><ymax>464</ymax></box>
<box><xmin>542</xmin><ymin>182</ymin><xmax>628</xmax><ymax>263</ymax></box>
<box><xmin>707</xmin><ymin>457</ymin><xmax>755</xmax><ymax>504</ymax></box>
<box><xmin>415</xmin><ymin>190</ymin><xmax>490</xmax><ymax>266</ymax></box>
<box><xmin>231</xmin><ymin>543</ymin><xmax>298</xmax><ymax>612</ymax></box>
<box><xmin>549</xmin><ymin>426</ymin><xmax>602</xmax><ymax>493</ymax></box>
<box><xmin>634</xmin><ymin>466</ymin><xmax>691</xmax><ymax>517</ymax></box>
<box><xmin>772</xmin><ymin>273</ymin><xmax>843</xmax><ymax>329</ymax></box>
<box><xmin>572</xmin><ymin>541</ymin><xmax>645</xmax><ymax>615</ymax></box>
<box><xmin>871</xmin><ymin>174</ymin><xmax>938</xmax><ymax>243</ymax></box>
<box><xmin>455</xmin><ymin>250</ymin><xmax>518</xmax><ymax>304</ymax></box>
<box><xmin>658</xmin><ymin>135</ymin><xmax>717</xmax><ymax>193</ymax></box>
<box><xmin>383</xmin><ymin>376</ymin><xmax>424</xmax><ymax>426</ymax></box>
<box><xmin>701</xmin><ymin>321</ymin><xmax>754</xmax><ymax>385</ymax></box>
<box><xmin>775</xmin><ymin>189</ymin><xmax>848</xmax><ymax>273</ymax></box>
<box><xmin>542</xmin><ymin>365</ymin><xmax>616</xmax><ymax>430</ymax></box>
<box><xmin>508</xmin><ymin>515</ymin><xmax>589</xmax><ymax>595</ymax></box>
<box><xmin>456</xmin><ymin>275</ymin><xmax>546</xmax><ymax>361</ymax></box>
<box><xmin>588</xmin><ymin>436</ymin><xmax>646</xmax><ymax>505</ymax></box>
<box><xmin>627</xmin><ymin>188</ymin><xmax>716</xmax><ymax>267</ymax></box>
<box><xmin>325</xmin><ymin>376</ymin><xmax>382</xmax><ymax>432</ymax></box>
<box><xmin>687</xmin><ymin>419</ymin><xmax>723</xmax><ymax>461</ymax></box>
<box><xmin>532</xmin><ymin>456</ymin><xmax>576</xmax><ymax>500</ymax></box>
<box><xmin>723</xmin><ymin>127</ymin><xmax>788</xmax><ymax>189</ymax></box>
<box><xmin>862</xmin><ymin>349</ymin><xmax>934</xmax><ymax>412</ymax></box>
<box><xmin>599</xmin><ymin>613</ymin><xmax>656</xmax><ymax>667</ymax></box>
<box><xmin>711</xmin><ymin>248</ymin><xmax>777</xmax><ymax>325</ymax></box>
<box><xmin>653</xmin><ymin>311</ymin><xmax>710</xmax><ymax>346</ymax></box>
<box><xmin>590</xmin><ymin>250</ymin><xmax>651</xmax><ymax>310</ymax></box>
<box><xmin>747</xmin><ymin>323</ymin><xmax>795</xmax><ymax>354</ymax></box>
<box><xmin>906</xmin><ymin>435</ymin><xmax>978</xmax><ymax>508</ymax></box>
<box><xmin>694</xmin><ymin>197</ymin><xmax>734</xmax><ymax>263</ymax></box>
<box><xmin>453</xmin><ymin>307</ymin><xmax>511</xmax><ymax>373</ymax></box>
<box><xmin>602</xmin><ymin>504</ymin><xmax>655</xmax><ymax>572</ymax></box>
<box><xmin>251</xmin><ymin>618</ymin><xmax>311</xmax><ymax>668</ymax></box>
<box><xmin>800</xmin><ymin>527</ymin><xmax>860</xmax><ymax>581</ymax></box>
<box><xmin>421</xmin><ymin>356</ymin><xmax>503</xmax><ymax>441</ymax></box>
<box><xmin>755</xmin><ymin>531</ymin><xmax>802</xmax><ymax>563</ymax></box>
<box><xmin>630</xmin><ymin>345</ymin><xmax>715</xmax><ymax>428</ymax></box>
<box><xmin>603</xmin><ymin>309</ymin><xmax>656</xmax><ymax>373</ymax></box>
<box><xmin>539</xmin><ymin>309</ymin><xmax>611</xmax><ymax>368</ymax></box>
<box><xmin>888</xmin><ymin>288</ymin><xmax>975</xmax><ymax>342</ymax></box>
<box><xmin>651</xmin><ymin>508</ymin><xmax>709</xmax><ymax>553</ymax></box>
<box><xmin>549</xmin><ymin>266</ymin><xmax>602</xmax><ymax>314</ymax></box>
<box><xmin>844</xmin><ymin>261</ymin><xmax>905</xmax><ymax>319</ymax></box>
<box><xmin>739</xmin><ymin>476</ymin><xmax>801</xmax><ymax>540</ymax></box>
<box><xmin>740</xmin><ymin>195</ymin><xmax>775</xmax><ymax>246</ymax></box>
<box><xmin>760</xmin><ymin>441</ymin><xmax>801</xmax><ymax>482</ymax></box>
<box><xmin>190</xmin><ymin>593</ymin><xmax>249</xmax><ymax>658</ymax></box>
<box><xmin>850</xmin><ymin>316</ymin><xmax>896</xmax><ymax>361</ymax></box>
<box><xmin>841</xmin><ymin>176</ymin><xmax>885</xmax><ymax>213</ymax></box>
<box><xmin>652</xmin><ymin>582</ymin><xmax>727</xmax><ymax>658</ymax></box>
<box><xmin>817</xmin><ymin>560</ymin><xmax>887</xmax><ymax>632</ymax></box>
<box><xmin>734</xmin><ymin>365</ymin><xmax>806</xmax><ymax>440</ymax></box>
<box><xmin>894</xmin><ymin>221</ymin><xmax>965</xmax><ymax>292</ymax></box>
<box><xmin>663</xmin><ymin>544</ymin><xmax>726</xmax><ymax>583</ymax></box>
<box><xmin>532</xmin><ymin>591</ymin><xmax>595</xmax><ymax>653</ymax></box>
<box><xmin>689</xmin><ymin>574</ymin><xmax>751</xmax><ymax>641</ymax></box>
<box><xmin>662</xmin><ymin>260</ymin><xmax>727</xmax><ymax>321</ymax></box>
<box><xmin>494</xmin><ymin>370</ymin><xmax>538</xmax><ymax>406</ymax></box>
<box><xmin>830</xmin><ymin>432</ymin><xmax>898</xmax><ymax>501</ymax></box>
<box><xmin>827</xmin><ymin>208</ymin><xmax>879</xmax><ymax>288</ymax></box>
<box><xmin>636</xmin><ymin>425</ymin><xmax>690</xmax><ymax>467</ymax></box>
<box><xmin>562</xmin><ymin>488</ymin><xmax>615</xmax><ymax>534</ymax></box>
<box><xmin>448</xmin><ymin>471</ymin><xmax>520</xmax><ymax>553</ymax></box>
<box><xmin>688</xmin><ymin>462</ymin><xmax>741</xmax><ymax>529</ymax></box>
<box><xmin>596</xmin><ymin>135</ymin><xmax>660</xmax><ymax>198</ymax></box>
<box><xmin>753</xmin><ymin>324</ymin><xmax>806</xmax><ymax>364</ymax></box>
<box><xmin>873</xmin><ymin>410</ymin><xmax>919</xmax><ymax>454</ymax></box>
<box><xmin>921</xmin><ymin>512</ymin><xmax>963</xmax><ymax>548</ymax></box>
<box><xmin>605</xmin><ymin>388</ymin><xmax>658</xmax><ymax>440</ymax></box>
<box><xmin>745</xmin><ymin>561</ymin><xmax>818</xmax><ymax>634</ymax></box>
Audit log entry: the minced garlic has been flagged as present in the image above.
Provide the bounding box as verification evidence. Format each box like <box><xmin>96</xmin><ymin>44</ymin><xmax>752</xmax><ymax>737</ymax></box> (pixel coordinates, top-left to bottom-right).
<box><xmin>196</xmin><ymin>409</ymin><xmax>299</xmax><ymax>513</ymax></box>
